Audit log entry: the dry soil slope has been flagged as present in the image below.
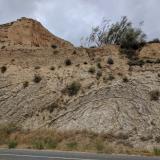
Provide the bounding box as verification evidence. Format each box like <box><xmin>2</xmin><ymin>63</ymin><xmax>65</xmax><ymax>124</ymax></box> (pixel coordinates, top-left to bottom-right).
<box><xmin>0</xmin><ymin>18</ymin><xmax>160</xmax><ymax>149</ymax></box>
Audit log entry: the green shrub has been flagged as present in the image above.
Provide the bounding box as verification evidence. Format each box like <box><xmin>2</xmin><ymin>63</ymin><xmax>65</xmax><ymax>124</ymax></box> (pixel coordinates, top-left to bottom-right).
<box><xmin>95</xmin><ymin>139</ymin><xmax>104</xmax><ymax>152</ymax></box>
<box><xmin>84</xmin><ymin>16</ymin><xmax>146</xmax><ymax>50</ymax></box>
<box><xmin>0</xmin><ymin>123</ymin><xmax>19</xmax><ymax>145</ymax></box>
<box><xmin>65</xmin><ymin>81</ymin><xmax>81</xmax><ymax>96</ymax></box>
<box><xmin>65</xmin><ymin>59</ymin><xmax>72</xmax><ymax>66</ymax></box>
<box><xmin>32</xmin><ymin>139</ymin><xmax>44</xmax><ymax>150</ymax></box>
<box><xmin>8</xmin><ymin>140</ymin><xmax>18</xmax><ymax>149</ymax></box>
<box><xmin>1</xmin><ymin>66</ymin><xmax>7</xmax><ymax>73</ymax></box>
<box><xmin>107</xmin><ymin>57</ymin><xmax>114</xmax><ymax>65</ymax></box>
<box><xmin>45</xmin><ymin>138</ymin><xmax>58</xmax><ymax>149</ymax></box>
<box><xmin>120</xmin><ymin>28</ymin><xmax>145</xmax><ymax>50</ymax></box>
<box><xmin>66</xmin><ymin>141</ymin><xmax>78</xmax><ymax>150</ymax></box>
<box><xmin>121</xmin><ymin>48</ymin><xmax>137</xmax><ymax>59</ymax></box>
<box><xmin>33</xmin><ymin>75</ymin><xmax>42</xmax><ymax>83</ymax></box>
<box><xmin>88</xmin><ymin>67</ymin><xmax>96</xmax><ymax>74</ymax></box>
<box><xmin>0</xmin><ymin>123</ymin><xmax>19</xmax><ymax>135</ymax></box>
<box><xmin>32</xmin><ymin>137</ymin><xmax>58</xmax><ymax>150</ymax></box>
<box><xmin>153</xmin><ymin>148</ymin><xmax>160</xmax><ymax>156</ymax></box>
<box><xmin>150</xmin><ymin>90</ymin><xmax>160</xmax><ymax>101</ymax></box>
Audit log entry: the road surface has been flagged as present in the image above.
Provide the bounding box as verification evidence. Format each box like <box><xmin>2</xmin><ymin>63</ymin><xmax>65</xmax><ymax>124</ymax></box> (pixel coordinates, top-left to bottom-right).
<box><xmin>0</xmin><ymin>149</ymin><xmax>159</xmax><ymax>160</ymax></box>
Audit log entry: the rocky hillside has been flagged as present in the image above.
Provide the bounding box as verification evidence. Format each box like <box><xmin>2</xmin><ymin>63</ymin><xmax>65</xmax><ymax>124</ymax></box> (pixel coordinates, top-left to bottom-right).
<box><xmin>0</xmin><ymin>17</ymin><xmax>160</xmax><ymax>150</ymax></box>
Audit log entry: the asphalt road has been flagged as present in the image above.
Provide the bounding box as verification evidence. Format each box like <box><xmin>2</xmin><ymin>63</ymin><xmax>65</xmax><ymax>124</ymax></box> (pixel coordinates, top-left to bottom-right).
<box><xmin>0</xmin><ymin>149</ymin><xmax>159</xmax><ymax>160</ymax></box>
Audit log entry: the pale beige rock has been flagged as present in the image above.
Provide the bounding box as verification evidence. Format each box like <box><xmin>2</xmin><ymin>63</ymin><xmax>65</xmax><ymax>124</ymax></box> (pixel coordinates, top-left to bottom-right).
<box><xmin>0</xmin><ymin>18</ymin><xmax>160</xmax><ymax>149</ymax></box>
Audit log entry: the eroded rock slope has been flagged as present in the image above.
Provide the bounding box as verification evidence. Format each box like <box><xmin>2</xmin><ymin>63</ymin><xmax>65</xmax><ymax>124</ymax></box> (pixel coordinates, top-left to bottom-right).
<box><xmin>0</xmin><ymin>17</ymin><xmax>160</xmax><ymax>149</ymax></box>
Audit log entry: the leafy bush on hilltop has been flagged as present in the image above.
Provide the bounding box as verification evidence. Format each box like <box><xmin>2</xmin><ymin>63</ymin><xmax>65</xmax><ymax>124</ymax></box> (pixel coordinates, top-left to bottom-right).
<box><xmin>83</xmin><ymin>16</ymin><xmax>146</xmax><ymax>59</ymax></box>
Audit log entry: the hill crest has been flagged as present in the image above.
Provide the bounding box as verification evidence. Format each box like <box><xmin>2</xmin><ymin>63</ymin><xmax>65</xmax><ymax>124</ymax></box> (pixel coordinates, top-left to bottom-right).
<box><xmin>0</xmin><ymin>17</ymin><xmax>73</xmax><ymax>48</ymax></box>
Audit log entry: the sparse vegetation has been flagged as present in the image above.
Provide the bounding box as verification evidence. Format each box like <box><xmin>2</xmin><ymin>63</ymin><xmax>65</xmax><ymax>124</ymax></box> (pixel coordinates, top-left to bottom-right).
<box><xmin>64</xmin><ymin>81</ymin><xmax>81</xmax><ymax>96</ymax></box>
<box><xmin>53</xmin><ymin>50</ymin><xmax>59</xmax><ymax>54</ymax></box>
<box><xmin>96</xmin><ymin>70</ymin><xmax>102</xmax><ymax>79</ymax></box>
<box><xmin>11</xmin><ymin>59</ymin><xmax>15</xmax><ymax>62</ymax></box>
<box><xmin>33</xmin><ymin>75</ymin><xmax>42</xmax><ymax>83</ymax></box>
<box><xmin>0</xmin><ymin>123</ymin><xmax>20</xmax><ymax>145</ymax></box>
<box><xmin>107</xmin><ymin>57</ymin><xmax>114</xmax><ymax>65</ymax></box>
<box><xmin>32</xmin><ymin>139</ymin><xmax>44</xmax><ymax>150</ymax></box>
<box><xmin>148</xmin><ymin>38</ymin><xmax>160</xmax><ymax>44</ymax></box>
<box><xmin>32</xmin><ymin>137</ymin><xmax>58</xmax><ymax>150</ymax></box>
<box><xmin>0</xmin><ymin>124</ymin><xmax>155</xmax><ymax>155</ymax></box>
<box><xmin>1</xmin><ymin>16</ymin><xmax>160</xmax><ymax>157</ymax></box>
<box><xmin>65</xmin><ymin>59</ymin><xmax>72</xmax><ymax>66</ymax></box>
<box><xmin>47</xmin><ymin>102</ymin><xmax>59</xmax><ymax>113</ymax></box>
<box><xmin>128</xmin><ymin>59</ymin><xmax>144</xmax><ymax>67</ymax></box>
<box><xmin>34</xmin><ymin>66</ymin><xmax>40</xmax><ymax>70</ymax></box>
<box><xmin>146</xmin><ymin>59</ymin><xmax>154</xmax><ymax>64</ymax></box>
<box><xmin>23</xmin><ymin>81</ymin><xmax>29</xmax><ymax>88</ymax></box>
<box><xmin>150</xmin><ymin>90</ymin><xmax>160</xmax><ymax>101</ymax></box>
<box><xmin>66</xmin><ymin>141</ymin><xmax>78</xmax><ymax>150</ymax></box>
<box><xmin>95</xmin><ymin>139</ymin><xmax>105</xmax><ymax>152</ymax></box>
<box><xmin>153</xmin><ymin>148</ymin><xmax>160</xmax><ymax>156</ymax></box>
<box><xmin>90</xmin><ymin>46</ymin><xmax>96</xmax><ymax>48</ymax></box>
<box><xmin>108</xmin><ymin>74</ymin><xmax>115</xmax><ymax>81</ymax></box>
<box><xmin>51</xmin><ymin>44</ymin><xmax>58</xmax><ymax>49</ymax></box>
<box><xmin>156</xmin><ymin>58</ymin><xmax>160</xmax><ymax>64</ymax></box>
<box><xmin>50</xmin><ymin>66</ymin><xmax>55</xmax><ymax>71</ymax></box>
<box><xmin>1</xmin><ymin>46</ymin><xmax>5</xmax><ymax>49</ymax></box>
<box><xmin>97</xmin><ymin>62</ymin><xmax>102</xmax><ymax>69</ymax></box>
<box><xmin>73</xmin><ymin>50</ymin><xmax>77</xmax><ymax>54</ymax></box>
<box><xmin>96</xmin><ymin>57</ymin><xmax>101</xmax><ymax>62</ymax></box>
<box><xmin>1</xmin><ymin>66</ymin><xmax>7</xmax><ymax>73</ymax></box>
<box><xmin>103</xmin><ymin>77</ymin><xmax>108</xmax><ymax>83</ymax></box>
<box><xmin>145</xmin><ymin>59</ymin><xmax>160</xmax><ymax>64</ymax></box>
<box><xmin>123</xmin><ymin>76</ymin><xmax>129</xmax><ymax>83</ymax></box>
<box><xmin>83</xmin><ymin>16</ymin><xmax>146</xmax><ymax>50</ymax></box>
<box><xmin>88</xmin><ymin>67</ymin><xmax>96</xmax><ymax>74</ymax></box>
<box><xmin>120</xmin><ymin>28</ymin><xmax>146</xmax><ymax>51</ymax></box>
<box><xmin>8</xmin><ymin>140</ymin><xmax>18</xmax><ymax>149</ymax></box>
<box><xmin>83</xmin><ymin>16</ymin><xmax>146</xmax><ymax>59</ymax></box>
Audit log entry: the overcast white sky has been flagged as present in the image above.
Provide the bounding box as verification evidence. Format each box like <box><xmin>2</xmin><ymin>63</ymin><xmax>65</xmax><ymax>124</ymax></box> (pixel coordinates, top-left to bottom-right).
<box><xmin>0</xmin><ymin>0</ymin><xmax>160</xmax><ymax>45</ymax></box>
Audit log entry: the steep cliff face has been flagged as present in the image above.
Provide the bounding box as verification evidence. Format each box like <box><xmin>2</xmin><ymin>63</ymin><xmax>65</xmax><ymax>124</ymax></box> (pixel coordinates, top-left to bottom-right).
<box><xmin>0</xmin><ymin>18</ymin><xmax>160</xmax><ymax>149</ymax></box>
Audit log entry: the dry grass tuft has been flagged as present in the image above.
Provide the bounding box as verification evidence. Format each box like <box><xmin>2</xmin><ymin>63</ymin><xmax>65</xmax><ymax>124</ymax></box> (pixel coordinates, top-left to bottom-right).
<box><xmin>0</xmin><ymin>124</ymin><xmax>157</xmax><ymax>156</ymax></box>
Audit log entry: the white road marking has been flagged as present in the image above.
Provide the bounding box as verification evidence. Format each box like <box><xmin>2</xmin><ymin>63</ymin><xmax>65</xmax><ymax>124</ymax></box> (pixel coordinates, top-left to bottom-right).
<box><xmin>0</xmin><ymin>153</ymin><xmax>97</xmax><ymax>160</ymax></box>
